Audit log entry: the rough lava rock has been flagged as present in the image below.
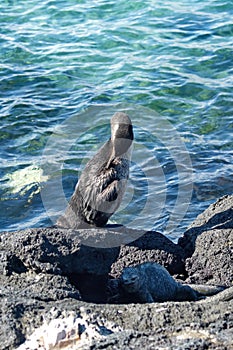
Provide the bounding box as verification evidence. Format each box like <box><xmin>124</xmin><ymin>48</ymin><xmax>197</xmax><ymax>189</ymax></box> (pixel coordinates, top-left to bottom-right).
<box><xmin>0</xmin><ymin>227</ymin><xmax>121</xmax><ymax>276</ymax></box>
<box><xmin>179</xmin><ymin>195</ymin><xmax>233</xmax><ymax>257</ymax></box>
<box><xmin>0</xmin><ymin>196</ymin><xmax>233</xmax><ymax>349</ymax></box>
<box><xmin>1</xmin><ymin>294</ymin><xmax>232</xmax><ymax>350</ymax></box>
<box><xmin>178</xmin><ymin>195</ymin><xmax>233</xmax><ymax>286</ymax></box>
<box><xmin>184</xmin><ymin>228</ymin><xmax>233</xmax><ymax>286</ymax></box>
<box><xmin>110</xmin><ymin>230</ymin><xmax>186</xmax><ymax>278</ymax></box>
<box><xmin>111</xmin><ymin>231</ymin><xmax>185</xmax><ymax>278</ymax></box>
<box><xmin>0</xmin><ymin>226</ymin><xmax>122</xmax><ymax>303</ymax></box>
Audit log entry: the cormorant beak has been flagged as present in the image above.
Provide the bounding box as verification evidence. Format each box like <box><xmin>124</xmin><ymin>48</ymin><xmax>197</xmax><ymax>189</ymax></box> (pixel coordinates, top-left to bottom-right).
<box><xmin>106</xmin><ymin>146</ymin><xmax>116</xmax><ymax>169</ymax></box>
<box><xmin>106</xmin><ymin>117</ymin><xmax>133</xmax><ymax>169</ymax></box>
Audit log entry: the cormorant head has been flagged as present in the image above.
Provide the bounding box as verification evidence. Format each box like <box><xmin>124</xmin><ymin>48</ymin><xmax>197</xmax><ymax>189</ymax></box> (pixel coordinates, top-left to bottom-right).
<box><xmin>109</xmin><ymin>112</ymin><xmax>133</xmax><ymax>162</ymax></box>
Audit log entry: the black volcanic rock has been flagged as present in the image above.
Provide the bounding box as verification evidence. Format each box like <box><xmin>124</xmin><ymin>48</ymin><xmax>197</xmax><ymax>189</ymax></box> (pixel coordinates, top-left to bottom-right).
<box><xmin>185</xmin><ymin>228</ymin><xmax>233</xmax><ymax>286</ymax></box>
<box><xmin>0</xmin><ymin>196</ymin><xmax>233</xmax><ymax>349</ymax></box>
<box><xmin>110</xmin><ymin>230</ymin><xmax>186</xmax><ymax>278</ymax></box>
<box><xmin>177</xmin><ymin>195</ymin><xmax>233</xmax><ymax>286</ymax></box>
<box><xmin>0</xmin><ymin>227</ymin><xmax>120</xmax><ymax>276</ymax></box>
<box><xmin>178</xmin><ymin>195</ymin><xmax>233</xmax><ymax>257</ymax></box>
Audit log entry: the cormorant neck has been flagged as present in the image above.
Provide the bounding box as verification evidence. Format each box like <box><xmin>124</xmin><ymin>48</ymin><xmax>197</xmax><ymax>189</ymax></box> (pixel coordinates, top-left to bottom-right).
<box><xmin>106</xmin><ymin>137</ymin><xmax>132</xmax><ymax>169</ymax></box>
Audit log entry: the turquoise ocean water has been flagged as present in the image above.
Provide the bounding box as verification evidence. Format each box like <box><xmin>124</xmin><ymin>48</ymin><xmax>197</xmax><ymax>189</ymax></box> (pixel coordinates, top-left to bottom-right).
<box><xmin>0</xmin><ymin>0</ymin><xmax>232</xmax><ymax>240</ymax></box>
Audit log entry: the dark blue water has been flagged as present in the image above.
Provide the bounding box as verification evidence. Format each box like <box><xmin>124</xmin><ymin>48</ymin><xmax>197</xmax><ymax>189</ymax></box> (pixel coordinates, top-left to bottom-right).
<box><xmin>0</xmin><ymin>0</ymin><xmax>232</xmax><ymax>241</ymax></box>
